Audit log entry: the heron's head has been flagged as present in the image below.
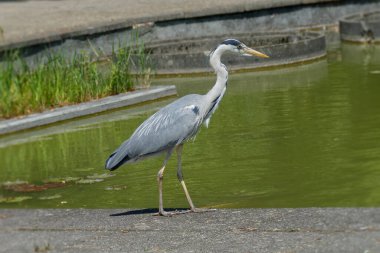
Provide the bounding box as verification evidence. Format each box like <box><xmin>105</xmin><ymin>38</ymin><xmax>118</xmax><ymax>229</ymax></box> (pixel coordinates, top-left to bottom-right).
<box><xmin>219</xmin><ymin>39</ymin><xmax>269</xmax><ymax>58</ymax></box>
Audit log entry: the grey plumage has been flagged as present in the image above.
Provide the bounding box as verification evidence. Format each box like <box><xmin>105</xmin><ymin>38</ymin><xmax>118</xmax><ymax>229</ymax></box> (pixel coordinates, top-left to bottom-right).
<box><xmin>104</xmin><ymin>39</ymin><xmax>269</xmax><ymax>216</ymax></box>
<box><xmin>106</xmin><ymin>94</ymin><xmax>207</xmax><ymax>170</ymax></box>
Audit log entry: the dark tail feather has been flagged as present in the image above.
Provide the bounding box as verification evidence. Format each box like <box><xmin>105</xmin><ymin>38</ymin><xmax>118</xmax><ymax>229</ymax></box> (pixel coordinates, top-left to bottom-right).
<box><xmin>105</xmin><ymin>152</ymin><xmax>130</xmax><ymax>171</ymax></box>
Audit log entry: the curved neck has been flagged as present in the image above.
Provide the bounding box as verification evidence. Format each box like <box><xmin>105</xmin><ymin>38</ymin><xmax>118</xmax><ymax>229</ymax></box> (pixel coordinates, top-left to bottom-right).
<box><xmin>207</xmin><ymin>46</ymin><xmax>228</xmax><ymax>100</ymax></box>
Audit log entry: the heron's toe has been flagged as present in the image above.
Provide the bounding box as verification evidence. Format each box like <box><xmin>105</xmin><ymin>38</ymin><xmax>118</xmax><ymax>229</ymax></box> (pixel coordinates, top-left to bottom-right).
<box><xmin>190</xmin><ymin>208</ymin><xmax>217</xmax><ymax>213</ymax></box>
<box><xmin>153</xmin><ymin>211</ymin><xmax>172</xmax><ymax>217</ymax></box>
<box><xmin>153</xmin><ymin>209</ymin><xmax>191</xmax><ymax>217</ymax></box>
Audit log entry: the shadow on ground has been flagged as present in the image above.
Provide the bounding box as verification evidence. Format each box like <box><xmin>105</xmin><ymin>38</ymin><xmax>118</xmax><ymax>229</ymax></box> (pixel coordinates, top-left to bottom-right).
<box><xmin>110</xmin><ymin>208</ymin><xmax>190</xmax><ymax>216</ymax></box>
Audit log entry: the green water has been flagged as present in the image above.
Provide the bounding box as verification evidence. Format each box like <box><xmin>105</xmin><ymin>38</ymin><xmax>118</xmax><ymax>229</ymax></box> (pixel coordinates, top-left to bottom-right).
<box><xmin>1</xmin><ymin>43</ymin><xmax>380</xmax><ymax>209</ymax></box>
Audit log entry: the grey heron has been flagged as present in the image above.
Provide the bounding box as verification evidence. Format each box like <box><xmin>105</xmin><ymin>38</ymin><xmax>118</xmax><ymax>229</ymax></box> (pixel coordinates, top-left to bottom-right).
<box><xmin>105</xmin><ymin>39</ymin><xmax>269</xmax><ymax>216</ymax></box>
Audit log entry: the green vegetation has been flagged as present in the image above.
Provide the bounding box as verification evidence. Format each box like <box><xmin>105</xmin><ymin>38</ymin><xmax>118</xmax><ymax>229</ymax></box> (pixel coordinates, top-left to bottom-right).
<box><xmin>0</xmin><ymin>41</ymin><xmax>152</xmax><ymax>118</ymax></box>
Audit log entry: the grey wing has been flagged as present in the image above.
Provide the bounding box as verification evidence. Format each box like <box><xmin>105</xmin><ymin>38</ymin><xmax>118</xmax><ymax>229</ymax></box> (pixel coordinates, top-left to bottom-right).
<box><xmin>105</xmin><ymin>95</ymin><xmax>203</xmax><ymax>170</ymax></box>
<box><xmin>130</xmin><ymin>101</ymin><xmax>203</xmax><ymax>155</ymax></box>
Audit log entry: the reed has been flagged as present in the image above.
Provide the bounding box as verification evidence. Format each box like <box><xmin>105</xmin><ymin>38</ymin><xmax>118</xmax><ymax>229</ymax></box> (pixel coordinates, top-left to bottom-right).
<box><xmin>0</xmin><ymin>42</ymin><xmax>152</xmax><ymax>119</ymax></box>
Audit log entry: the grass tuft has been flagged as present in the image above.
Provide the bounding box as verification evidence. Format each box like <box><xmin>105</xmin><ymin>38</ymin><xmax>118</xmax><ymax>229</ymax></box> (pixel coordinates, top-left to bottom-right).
<box><xmin>0</xmin><ymin>41</ymin><xmax>152</xmax><ymax>119</ymax></box>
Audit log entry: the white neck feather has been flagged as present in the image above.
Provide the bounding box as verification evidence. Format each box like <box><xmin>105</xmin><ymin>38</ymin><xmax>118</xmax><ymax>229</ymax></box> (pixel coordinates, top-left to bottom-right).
<box><xmin>203</xmin><ymin>45</ymin><xmax>229</xmax><ymax>128</ymax></box>
<box><xmin>207</xmin><ymin>45</ymin><xmax>228</xmax><ymax>101</ymax></box>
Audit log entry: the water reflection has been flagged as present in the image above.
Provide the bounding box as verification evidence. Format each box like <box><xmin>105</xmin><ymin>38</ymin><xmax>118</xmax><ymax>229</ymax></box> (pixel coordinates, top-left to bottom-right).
<box><xmin>341</xmin><ymin>42</ymin><xmax>380</xmax><ymax>66</ymax></box>
<box><xmin>1</xmin><ymin>47</ymin><xmax>380</xmax><ymax>208</ymax></box>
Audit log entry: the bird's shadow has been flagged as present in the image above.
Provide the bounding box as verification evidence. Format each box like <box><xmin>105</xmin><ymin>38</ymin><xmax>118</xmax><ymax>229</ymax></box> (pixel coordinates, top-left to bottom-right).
<box><xmin>110</xmin><ymin>208</ymin><xmax>189</xmax><ymax>216</ymax></box>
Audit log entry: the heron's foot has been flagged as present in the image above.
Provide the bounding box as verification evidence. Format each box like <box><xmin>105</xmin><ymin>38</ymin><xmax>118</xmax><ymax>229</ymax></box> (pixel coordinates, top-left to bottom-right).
<box><xmin>153</xmin><ymin>209</ymin><xmax>191</xmax><ymax>217</ymax></box>
<box><xmin>190</xmin><ymin>207</ymin><xmax>217</xmax><ymax>213</ymax></box>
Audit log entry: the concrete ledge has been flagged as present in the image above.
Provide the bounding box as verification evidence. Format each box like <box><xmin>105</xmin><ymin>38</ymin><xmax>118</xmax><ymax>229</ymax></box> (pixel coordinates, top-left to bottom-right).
<box><xmin>0</xmin><ymin>208</ymin><xmax>379</xmax><ymax>252</ymax></box>
<box><xmin>339</xmin><ymin>10</ymin><xmax>380</xmax><ymax>43</ymax></box>
<box><xmin>145</xmin><ymin>32</ymin><xmax>326</xmax><ymax>74</ymax></box>
<box><xmin>0</xmin><ymin>85</ymin><xmax>177</xmax><ymax>135</ymax></box>
<box><xmin>0</xmin><ymin>0</ymin><xmax>336</xmax><ymax>51</ymax></box>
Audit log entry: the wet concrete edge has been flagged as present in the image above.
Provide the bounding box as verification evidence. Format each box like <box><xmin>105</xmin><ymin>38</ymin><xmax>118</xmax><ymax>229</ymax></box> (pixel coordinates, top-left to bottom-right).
<box><xmin>0</xmin><ymin>85</ymin><xmax>177</xmax><ymax>135</ymax></box>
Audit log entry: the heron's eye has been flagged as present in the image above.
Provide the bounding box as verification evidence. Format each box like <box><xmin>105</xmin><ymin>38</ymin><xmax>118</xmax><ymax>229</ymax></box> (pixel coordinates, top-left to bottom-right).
<box><xmin>237</xmin><ymin>45</ymin><xmax>243</xmax><ymax>50</ymax></box>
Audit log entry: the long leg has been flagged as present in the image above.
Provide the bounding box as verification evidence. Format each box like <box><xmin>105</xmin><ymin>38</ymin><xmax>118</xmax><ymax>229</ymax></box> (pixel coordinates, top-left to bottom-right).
<box><xmin>176</xmin><ymin>144</ymin><xmax>195</xmax><ymax>210</ymax></box>
<box><xmin>176</xmin><ymin>144</ymin><xmax>216</xmax><ymax>213</ymax></box>
<box><xmin>156</xmin><ymin>149</ymin><xmax>173</xmax><ymax>216</ymax></box>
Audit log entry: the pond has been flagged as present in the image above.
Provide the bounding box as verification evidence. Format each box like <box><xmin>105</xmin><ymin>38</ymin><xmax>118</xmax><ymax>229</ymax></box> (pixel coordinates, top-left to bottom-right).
<box><xmin>1</xmin><ymin>43</ymin><xmax>380</xmax><ymax>209</ymax></box>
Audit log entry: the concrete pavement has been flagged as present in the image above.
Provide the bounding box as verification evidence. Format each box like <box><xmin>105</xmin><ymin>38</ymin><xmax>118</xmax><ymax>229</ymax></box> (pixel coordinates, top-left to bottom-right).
<box><xmin>0</xmin><ymin>208</ymin><xmax>379</xmax><ymax>252</ymax></box>
<box><xmin>0</xmin><ymin>0</ymin><xmax>334</xmax><ymax>51</ymax></box>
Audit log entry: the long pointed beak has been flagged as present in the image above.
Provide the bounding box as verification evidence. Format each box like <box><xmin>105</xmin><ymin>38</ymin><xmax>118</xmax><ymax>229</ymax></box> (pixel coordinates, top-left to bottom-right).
<box><xmin>243</xmin><ymin>47</ymin><xmax>269</xmax><ymax>58</ymax></box>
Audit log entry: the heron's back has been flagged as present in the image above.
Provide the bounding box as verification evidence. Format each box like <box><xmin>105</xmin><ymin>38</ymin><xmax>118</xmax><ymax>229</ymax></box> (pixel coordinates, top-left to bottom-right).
<box><xmin>105</xmin><ymin>94</ymin><xmax>206</xmax><ymax>170</ymax></box>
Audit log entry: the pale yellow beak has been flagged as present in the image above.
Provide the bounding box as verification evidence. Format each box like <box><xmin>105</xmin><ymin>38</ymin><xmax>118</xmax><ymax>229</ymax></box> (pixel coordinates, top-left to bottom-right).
<box><xmin>243</xmin><ymin>47</ymin><xmax>269</xmax><ymax>58</ymax></box>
